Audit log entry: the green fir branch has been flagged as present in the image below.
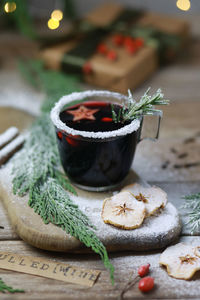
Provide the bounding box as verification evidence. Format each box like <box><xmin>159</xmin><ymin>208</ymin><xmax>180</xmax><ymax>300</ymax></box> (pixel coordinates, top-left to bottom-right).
<box><xmin>183</xmin><ymin>193</ymin><xmax>200</xmax><ymax>233</ymax></box>
<box><xmin>0</xmin><ymin>278</ymin><xmax>24</xmax><ymax>293</ymax></box>
<box><xmin>12</xmin><ymin>60</ymin><xmax>114</xmax><ymax>283</ymax></box>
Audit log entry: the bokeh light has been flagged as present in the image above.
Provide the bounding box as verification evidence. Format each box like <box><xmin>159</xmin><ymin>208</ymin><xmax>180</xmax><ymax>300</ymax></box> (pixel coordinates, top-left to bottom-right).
<box><xmin>176</xmin><ymin>0</ymin><xmax>191</xmax><ymax>11</ymax></box>
<box><xmin>47</xmin><ymin>18</ymin><xmax>60</xmax><ymax>30</ymax></box>
<box><xmin>51</xmin><ymin>10</ymin><xmax>63</xmax><ymax>21</ymax></box>
<box><xmin>4</xmin><ymin>2</ymin><xmax>16</xmax><ymax>13</ymax></box>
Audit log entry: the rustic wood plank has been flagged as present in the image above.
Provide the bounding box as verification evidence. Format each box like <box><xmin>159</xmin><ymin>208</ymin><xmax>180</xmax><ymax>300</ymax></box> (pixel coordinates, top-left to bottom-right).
<box><xmin>133</xmin><ymin>65</ymin><xmax>200</xmax><ymax>102</ymax></box>
<box><xmin>129</xmin><ymin>36</ymin><xmax>200</xmax><ymax>102</ymax></box>
<box><xmin>0</xmin><ymin>238</ymin><xmax>200</xmax><ymax>299</ymax></box>
<box><xmin>1</xmin><ymin>181</ymin><xmax>199</xmax><ymax>241</ymax></box>
<box><xmin>133</xmin><ymin>101</ymin><xmax>200</xmax><ymax>182</ymax></box>
<box><xmin>0</xmin><ymin>160</ymin><xmax>181</xmax><ymax>252</ymax></box>
<box><xmin>0</xmin><ymin>201</ymin><xmax>19</xmax><ymax>240</ymax></box>
<box><xmin>161</xmin><ymin>102</ymin><xmax>200</xmax><ymax>138</ymax></box>
<box><xmin>134</xmin><ymin>137</ymin><xmax>200</xmax><ymax>182</ymax></box>
<box><xmin>149</xmin><ymin>182</ymin><xmax>200</xmax><ymax>236</ymax></box>
<box><xmin>0</xmin><ymin>107</ymin><xmax>35</xmax><ymax>134</ymax></box>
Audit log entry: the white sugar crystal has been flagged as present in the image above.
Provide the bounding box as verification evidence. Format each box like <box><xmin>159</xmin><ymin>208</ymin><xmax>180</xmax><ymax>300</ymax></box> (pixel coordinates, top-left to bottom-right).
<box><xmin>51</xmin><ymin>90</ymin><xmax>141</xmax><ymax>139</ymax></box>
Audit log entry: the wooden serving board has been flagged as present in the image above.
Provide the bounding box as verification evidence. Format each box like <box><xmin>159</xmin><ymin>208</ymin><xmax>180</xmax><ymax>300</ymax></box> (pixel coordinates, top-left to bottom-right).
<box><xmin>0</xmin><ymin>107</ymin><xmax>182</xmax><ymax>253</ymax></box>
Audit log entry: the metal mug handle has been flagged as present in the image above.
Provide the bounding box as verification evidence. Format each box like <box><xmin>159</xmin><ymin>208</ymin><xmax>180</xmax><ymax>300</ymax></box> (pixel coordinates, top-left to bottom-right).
<box><xmin>138</xmin><ymin>110</ymin><xmax>163</xmax><ymax>143</ymax></box>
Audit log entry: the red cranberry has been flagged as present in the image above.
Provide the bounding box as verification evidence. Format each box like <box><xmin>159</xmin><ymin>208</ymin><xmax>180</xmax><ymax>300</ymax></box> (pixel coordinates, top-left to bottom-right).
<box><xmin>138</xmin><ymin>277</ymin><xmax>154</xmax><ymax>292</ymax></box>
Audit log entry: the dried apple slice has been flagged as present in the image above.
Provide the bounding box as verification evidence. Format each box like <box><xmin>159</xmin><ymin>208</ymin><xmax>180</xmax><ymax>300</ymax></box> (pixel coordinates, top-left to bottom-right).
<box><xmin>101</xmin><ymin>191</ymin><xmax>145</xmax><ymax>230</ymax></box>
<box><xmin>121</xmin><ymin>183</ymin><xmax>167</xmax><ymax>216</ymax></box>
<box><xmin>159</xmin><ymin>243</ymin><xmax>200</xmax><ymax>280</ymax></box>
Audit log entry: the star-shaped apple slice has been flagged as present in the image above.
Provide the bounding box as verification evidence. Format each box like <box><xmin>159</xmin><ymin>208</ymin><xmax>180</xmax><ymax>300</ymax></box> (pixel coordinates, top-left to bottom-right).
<box><xmin>121</xmin><ymin>183</ymin><xmax>167</xmax><ymax>216</ymax></box>
<box><xmin>67</xmin><ymin>105</ymin><xmax>99</xmax><ymax>122</ymax></box>
<box><xmin>101</xmin><ymin>191</ymin><xmax>146</xmax><ymax>230</ymax></box>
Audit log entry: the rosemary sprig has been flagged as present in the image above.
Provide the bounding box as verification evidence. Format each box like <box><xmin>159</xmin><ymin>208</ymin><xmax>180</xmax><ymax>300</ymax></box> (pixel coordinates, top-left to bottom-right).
<box><xmin>112</xmin><ymin>88</ymin><xmax>169</xmax><ymax>123</ymax></box>
<box><xmin>111</xmin><ymin>104</ymin><xmax>117</xmax><ymax>122</ymax></box>
<box><xmin>0</xmin><ymin>278</ymin><xmax>24</xmax><ymax>293</ymax></box>
<box><xmin>183</xmin><ymin>193</ymin><xmax>200</xmax><ymax>233</ymax></box>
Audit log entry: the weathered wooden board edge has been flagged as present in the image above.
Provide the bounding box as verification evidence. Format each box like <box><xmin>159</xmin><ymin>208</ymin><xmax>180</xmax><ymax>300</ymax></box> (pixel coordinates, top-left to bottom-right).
<box><xmin>0</xmin><ymin>162</ymin><xmax>182</xmax><ymax>253</ymax></box>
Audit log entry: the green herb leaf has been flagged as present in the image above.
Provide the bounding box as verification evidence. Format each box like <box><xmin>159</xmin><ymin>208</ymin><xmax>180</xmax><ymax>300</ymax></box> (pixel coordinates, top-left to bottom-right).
<box><xmin>0</xmin><ymin>278</ymin><xmax>24</xmax><ymax>293</ymax></box>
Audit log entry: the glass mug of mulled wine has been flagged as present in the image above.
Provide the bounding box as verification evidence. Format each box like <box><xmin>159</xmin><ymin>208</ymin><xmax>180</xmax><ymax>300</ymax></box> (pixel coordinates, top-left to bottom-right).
<box><xmin>51</xmin><ymin>90</ymin><xmax>162</xmax><ymax>191</ymax></box>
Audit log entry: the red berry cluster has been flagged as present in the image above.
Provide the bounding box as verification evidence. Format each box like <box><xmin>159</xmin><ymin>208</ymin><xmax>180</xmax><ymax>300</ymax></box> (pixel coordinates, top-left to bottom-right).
<box><xmin>96</xmin><ymin>34</ymin><xmax>144</xmax><ymax>62</ymax></box>
<box><xmin>138</xmin><ymin>263</ymin><xmax>154</xmax><ymax>293</ymax></box>
<box><xmin>96</xmin><ymin>43</ymin><xmax>118</xmax><ymax>61</ymax></box>
<box><xmin>112</xmin><ymin>34</ymin><xmax>144</xmax><ymax>55</ymax></box>
<box><xmin>83</xmin><ymin>34</ymin><xmax>144</xmax><ymax>74</ymax></box>
<box><xmin>120</xmin><ymin>263</ymin><xmax>154</xmax><ymax>299</ymax></box>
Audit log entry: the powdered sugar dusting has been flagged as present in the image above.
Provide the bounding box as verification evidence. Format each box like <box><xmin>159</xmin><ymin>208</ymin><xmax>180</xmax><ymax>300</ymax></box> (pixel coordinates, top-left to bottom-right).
<box><xmin>0</xmin><ymin>132</ymin><xmax>181</xmax><ymax>252</ymax></box>
<box><xmin>0</xmin><ymin>157</ymin><xmax>181</xmax><ymax>252</ymax></box>
<box><xmin>50</xmin><ymin>90</ymin><xmax>140</xmax><ymax>139</ymax></box>
<box><xmin>70</xmin><ymin>190</ymin><xmax>181</xmax><ymax>250</ymax></box>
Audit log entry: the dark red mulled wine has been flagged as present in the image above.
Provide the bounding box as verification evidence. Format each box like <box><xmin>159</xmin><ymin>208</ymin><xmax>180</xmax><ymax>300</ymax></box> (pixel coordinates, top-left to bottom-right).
<box><xmin>56</xmin><ymin>101</ymin><xmax>140</xmax><ymax>190</ymax></box>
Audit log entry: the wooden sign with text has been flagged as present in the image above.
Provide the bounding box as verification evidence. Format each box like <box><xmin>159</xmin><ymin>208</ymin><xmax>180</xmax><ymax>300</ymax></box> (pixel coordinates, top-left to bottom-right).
<box><xmin>0</xmin><ymin>251</ymin><xmax>100</xmax><ymax>287</ymax></box>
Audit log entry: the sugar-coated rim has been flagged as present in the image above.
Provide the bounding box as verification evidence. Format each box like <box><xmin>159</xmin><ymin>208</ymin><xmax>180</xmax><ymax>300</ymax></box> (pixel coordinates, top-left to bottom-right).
<box><xmin>50</xmin><ymin>90</ymin><xmax>140</xmax><ymax>139</ymax></box>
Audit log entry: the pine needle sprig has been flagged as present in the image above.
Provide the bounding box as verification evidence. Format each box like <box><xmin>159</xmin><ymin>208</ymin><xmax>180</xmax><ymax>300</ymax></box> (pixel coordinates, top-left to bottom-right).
<box><xmin>42</xmin><ymin>178</ymin><xmax>114</xmax><ymax>280</ymax></box>
<box><xmin>184</xmin><ymin>193</ymin><xmax>200</xmax><ymax>201</ymax></box>
<box><xmin>12</xmin><ymin>60</ymin><xmax>115</xmax><ymax>283</ymax></box>
<box><xmin>12</xmin><ymin>114</ymin><xmax>76</xmax><ymax>197</ymax></box>
<box><xmin>111</xmin><ymin>104</ymin><xmax>117</xmax><ymax>122</ymax></box>
<box><xmin>12</xmin><ymin>114</ymin><xmax>114</xmax><ymax>283</ymax></box>
<box><xmin>0</xmin><ymin>278</ymin><xmax>24</xmax><ymax>293</ymax></box>
<box><xmin>183</xmin><ymin>193</ymin><xmax>200</xmax><ymax>233</ymax></box>
<box><xmin>112</xmin><ymin>88</ymin><xmax>169</xmax><ymax>123</ymax></box>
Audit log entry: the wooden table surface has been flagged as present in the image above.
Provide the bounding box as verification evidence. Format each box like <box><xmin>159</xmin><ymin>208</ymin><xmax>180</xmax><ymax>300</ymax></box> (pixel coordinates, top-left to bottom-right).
<box><xmin>0</xmin><ymin>15</ymin><xmax>200</xmax><ymax>299</ymax></box>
